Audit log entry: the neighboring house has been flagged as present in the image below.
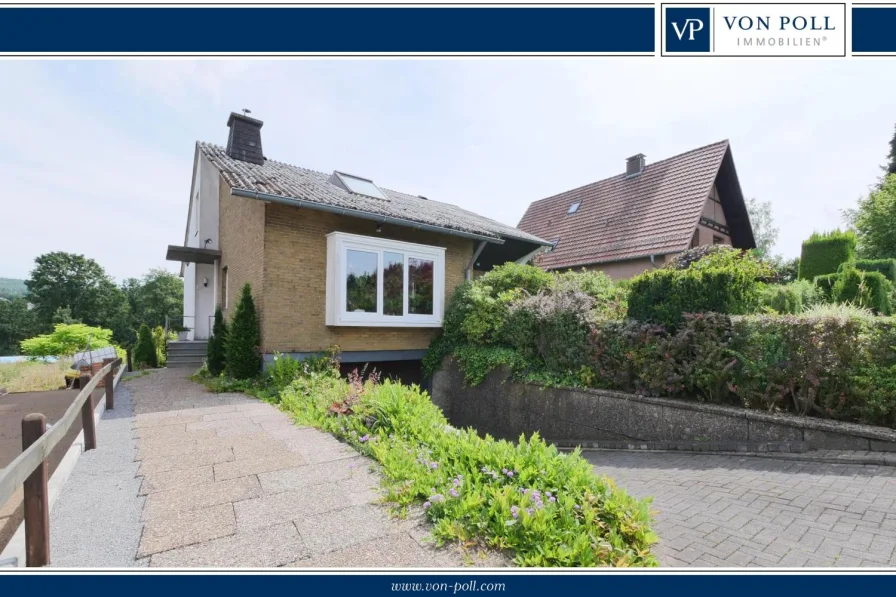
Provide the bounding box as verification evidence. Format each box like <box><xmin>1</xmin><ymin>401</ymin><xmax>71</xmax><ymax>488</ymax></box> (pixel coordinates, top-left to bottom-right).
<box><xmin>166</xmin><ymin>112</ymin><xmax>550</xmax><ymax>370</ymax></box>
<box><xmin>517</xmin><ymin>140</ymin><xmax>756</xmax><ymax>279</ymax></box>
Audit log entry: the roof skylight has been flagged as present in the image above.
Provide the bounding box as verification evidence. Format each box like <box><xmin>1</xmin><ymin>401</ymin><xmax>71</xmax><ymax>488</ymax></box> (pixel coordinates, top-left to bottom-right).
<box><xmin>568</xmin><ymin>202</ymin><xmax>581</xmax><ymax>214</ymax></box>
<box><xmin>334</xmin><ymin>171</ymin><xmax>388</xmax><ymax>200</ymax></box>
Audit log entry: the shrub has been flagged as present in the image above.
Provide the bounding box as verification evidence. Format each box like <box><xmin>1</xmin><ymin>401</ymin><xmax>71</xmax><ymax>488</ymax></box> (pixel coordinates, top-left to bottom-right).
<box><xmin>207</xmin><ymin>306</ymin><xmax>228</xmax><ymax>376</ymax></box>
<box><xmin>832</xmin><ymin>265</ymin><xmax>894</xmax><ymax>315</ymax></box>
<box><xmin>152</xmin><ymin>326</ymin><xmax>168</xmax><ymax>367</ymax></box>
<box><xmin>758</xmin><ymin>280</ymin><xmax>821</xmax><ymax>314</ymax></box>
<box><xmin>814</xmin><ymin>273</ymin><xmax>839</xmax><ymax>302</ymax></box>
<box><xmin>133</xmin><ymin>324</ymin><xmax>158</xmax><ymax>369</ymax></box>
<box><xmin>627</xmin><ymin>267</ymin><xmax>762</xmax><ymax>329</ymax></box>
<box><xmin>226</xmin><ymin>283</ymin><xmax>261</xmax><ymax>380</ymax></box>
<box><xmin>554</xmin><ymin>269</ymin><xmax>627</xmax><ymax>319</ymax></box>
<box><xmin>279</xmin><ymin>372</ymin><xmax>658</xmax><ymax>567</ymax></box>
<box><xmin>850</xmin><ymin>259</ymin><xmax>896</xmax><ymax>284</ymax></box>
<box><xmin>20</xmin><ymin>323</ymin><xmax>115</xmax><ymax>357</ymax></box>
<box><xmin>508</xmin><ymin>288</ymin><xmax>594</xmax><ymax>372</ymax></box>
<box><xmin>798</xmin><ymin>229</ymin><xmax>856</xmax><ymax>280</ymax></box>
<box><xmin>477</xmin><ymin>262</ymin><xmax>553</xmax><ymax>296</ymax></box>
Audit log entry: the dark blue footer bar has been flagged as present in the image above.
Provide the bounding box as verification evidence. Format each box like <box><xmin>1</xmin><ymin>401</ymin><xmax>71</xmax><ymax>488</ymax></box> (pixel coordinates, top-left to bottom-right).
<box><xmin>0</xmin><ymin>7</ymin><xmax>655</xmax><ymax>54</ymax></box>
<box><xmin>0</xmin><ymin>574</ymin><xmax>893</xmax><ymax>594</ymax></box>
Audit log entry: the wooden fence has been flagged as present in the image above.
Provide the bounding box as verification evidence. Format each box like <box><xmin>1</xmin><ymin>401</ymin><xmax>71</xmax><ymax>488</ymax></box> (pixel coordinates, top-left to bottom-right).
<box><xmin>0</xmin><ymin>357</ymin><xmax>122</xmax><ymax>567</ymax></box>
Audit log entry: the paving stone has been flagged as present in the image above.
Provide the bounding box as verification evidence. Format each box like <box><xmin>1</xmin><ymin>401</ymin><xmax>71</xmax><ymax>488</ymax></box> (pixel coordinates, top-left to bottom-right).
<box><xmin>150</xmin><ymin>523</ymin><xmax>308</xmax><ymax>567</ymax></box>
<box><xmin>234</xmin><ymin>485</ymin><xmax>346</xmax><ymax>531</ymax></box>
<box><xmin>294</xmin><ymin>504</ymin><xmax>393</xmax><ymax>555</ymax></box>
<box><xmin>294</xmin><ymin>532</ymin><xmax>449</xmax><ymax>568</ymax></box>
<box><xmin>138</xmin><ymin>503</ymin><xmax>236</xmax><ymax>557</ymax></box>
<box><xmin>139</xmin><ymin>465</ymin><xmax>215</xmax><ymax>495</ymax></box>
<box><xmin>257</xmin><ymin>457</ymin><xmax>369</xmax><ymax>494</ymax></box>
<box><xmin>138</xmin><ymin>448</ymin><xmax>235</xmax><ymax>475</ymax></box>
<box><xmin>142</xmin><ymin>475</ymin><xmax>262</xmax><ymax>520</ymax></box>
<box><xmin>214</xmin><ymin>452</ymin><xmax>303</xmax><ymax>481</ymax></box>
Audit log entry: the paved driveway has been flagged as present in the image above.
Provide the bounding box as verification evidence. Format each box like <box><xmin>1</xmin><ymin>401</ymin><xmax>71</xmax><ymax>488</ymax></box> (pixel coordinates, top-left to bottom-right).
<box><xmin>585</xmin><ymin>451</ymin><xmax>896</xmax><ymax>567</ymax></box>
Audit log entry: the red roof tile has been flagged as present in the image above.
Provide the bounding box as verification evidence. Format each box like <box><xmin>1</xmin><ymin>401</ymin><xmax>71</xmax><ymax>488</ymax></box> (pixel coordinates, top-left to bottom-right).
<box><xmin>517</xmin><ymin>140</ymin><xmax>732</xmax><ymax>270</ymax></box>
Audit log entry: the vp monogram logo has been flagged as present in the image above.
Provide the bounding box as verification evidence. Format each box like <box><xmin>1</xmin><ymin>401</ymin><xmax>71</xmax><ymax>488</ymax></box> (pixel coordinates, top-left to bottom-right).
<box><xmin>665</xmin><ymin>7</ymin><xmax>711</xmax><ymax>52</ymax></box>
<box><xmin>671</xmin><ymin>18</ymin><xmax>705</xmax><ymax>41</ymax></box>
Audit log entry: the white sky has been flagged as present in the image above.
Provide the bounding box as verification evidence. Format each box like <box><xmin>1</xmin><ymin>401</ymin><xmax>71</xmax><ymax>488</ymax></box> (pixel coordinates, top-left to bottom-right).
<box><xmin>0</xmin><ymin>59</ymin><xmax>892</xmax><ymax>281</ymax></box>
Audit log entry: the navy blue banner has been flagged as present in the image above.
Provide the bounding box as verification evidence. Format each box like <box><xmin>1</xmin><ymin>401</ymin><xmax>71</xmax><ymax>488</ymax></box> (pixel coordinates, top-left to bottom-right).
<box><xmin>0</xmin><ymin>6</ymin><xmax>655</xmax><ymax>54</ymax></box>
<box><xmin>852</xmin><ymin>6</ymin><xmax>896</xmax><ymax>53</ymax></box>
<box><xmin>1</xmin><ymin>573</ymin><xmax>895</xmax><ymax>593</ymax></box>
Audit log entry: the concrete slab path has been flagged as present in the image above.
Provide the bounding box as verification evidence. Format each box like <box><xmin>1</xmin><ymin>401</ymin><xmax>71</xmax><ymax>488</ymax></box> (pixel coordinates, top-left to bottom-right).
<box><xmin>50</xmin><ymin>369</ymin><xmax>505</xmax><ymax>568</ymax></box>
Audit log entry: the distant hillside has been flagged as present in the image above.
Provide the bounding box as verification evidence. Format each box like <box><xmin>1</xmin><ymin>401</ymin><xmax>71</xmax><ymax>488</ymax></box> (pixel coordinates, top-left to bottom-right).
<box><xmin>0</xmin><ymin>278</ymin><xmax>27</xmax><ymax>300</ymax></box>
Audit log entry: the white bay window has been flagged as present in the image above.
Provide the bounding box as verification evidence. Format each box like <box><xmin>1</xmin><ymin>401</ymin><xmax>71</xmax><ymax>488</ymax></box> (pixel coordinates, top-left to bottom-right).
<box><xmin>326</xmin><ymin>232</ymin><xmax>446</xmax><ymax>327</ymax></box>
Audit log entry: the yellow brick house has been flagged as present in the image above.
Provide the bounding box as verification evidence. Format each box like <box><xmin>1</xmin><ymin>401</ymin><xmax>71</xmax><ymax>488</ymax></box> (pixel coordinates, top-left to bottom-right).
<box><xmin>166</xmin><ymin>112</ymin><xmax>550</xmax><ymax>377</ymax></box>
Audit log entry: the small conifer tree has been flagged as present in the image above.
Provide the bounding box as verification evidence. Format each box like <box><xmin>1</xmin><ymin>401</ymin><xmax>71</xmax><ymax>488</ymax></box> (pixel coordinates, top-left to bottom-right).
<box><xmin>225</xmin><ymin>283</ymin><xmax>261</xmax><ymax>379</ymax></box>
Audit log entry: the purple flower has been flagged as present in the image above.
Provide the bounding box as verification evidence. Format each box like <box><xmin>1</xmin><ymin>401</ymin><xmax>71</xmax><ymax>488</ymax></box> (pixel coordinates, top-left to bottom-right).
<box><xmin>526</xmin><ymin>508</ymin><xmax>534</xmax><ymax>516</ymax></box>
<box><xmin>359</xmin><ymin>434</ymin><xmax>369</xmax><ymax>443</ymax></box>
<box><xmin>423</xmin><ymin>501</ymin><xmax>432</xmax><ymax>509</ymax></box>
<box><xmin>510</xmin><ymin>506</ymin><xmax>519</xmax><ymax>519</ymax></box>
<box><xmin>574</xmin><ymin>504</ymin><xmax>580</xmax><ymax>510</ymax></box>
<box><xmin>549</xmin><ymin>496</ymin><xmax>556</xmax><ymax>503</ymax></box>
<box><xmin>430</xmin><ymin>493</ymin><xmax>444</xmax><ymax>503</ymax></box>
<box><xmin>449</xmin><ymin>488</ymin><xmax>459</xmax><ymax>497</ymax></box>
<box><xmin>429</xmin><ymin>462</ymin><xmax>439</xmax><ymax>470</ymax></box>
<box><xmin>505</xmin><ymin>470</ymin><xmax>514</xmax><ymax>478</ymax></box>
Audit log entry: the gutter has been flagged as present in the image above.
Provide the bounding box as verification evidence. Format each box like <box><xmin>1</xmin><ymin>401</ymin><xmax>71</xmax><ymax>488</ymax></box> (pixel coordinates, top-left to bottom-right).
<box><xmin>231</xmin><ymin>188</ymin><xmax>506</xmax><ymax>245</ymax></box>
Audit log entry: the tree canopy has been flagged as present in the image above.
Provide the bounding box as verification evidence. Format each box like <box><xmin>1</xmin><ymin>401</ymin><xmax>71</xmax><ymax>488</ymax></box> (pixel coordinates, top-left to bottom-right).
<box><xmin>746</xmin><ymin>198</ymin><xmax>779</xmax><ymax>259</ymax></box>
<box><xmin>844</xmin><ymin>175</ymin><xmax>896</xmax><ymax>260</ymax></box>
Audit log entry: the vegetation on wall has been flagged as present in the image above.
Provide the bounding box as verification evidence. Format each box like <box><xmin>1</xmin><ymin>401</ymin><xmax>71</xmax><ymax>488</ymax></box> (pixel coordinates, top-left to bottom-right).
<box><xmin>226</xmin><ymin>283</ymin><xmax>261</xmax><ymax>379</ymax></box>
<box><xmin>797</xmin><ymin>229</ymin><xmax>857</xmax><ymax>281</ymax></box>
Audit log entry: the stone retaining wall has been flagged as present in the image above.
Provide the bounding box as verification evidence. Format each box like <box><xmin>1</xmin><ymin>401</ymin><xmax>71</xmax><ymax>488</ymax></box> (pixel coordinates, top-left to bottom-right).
<box><xmin>430</xmin><ymin>359</ymin><xmax>896</xmax><ymax>453</ymax></box>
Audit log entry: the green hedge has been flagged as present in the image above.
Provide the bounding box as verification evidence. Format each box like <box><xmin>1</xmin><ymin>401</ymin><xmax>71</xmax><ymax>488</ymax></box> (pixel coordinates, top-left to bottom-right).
<box><xmin>833</xmin><ymin>266</ymin><xmax>894</xmax><ymax>316</ymax></box>
<box><xmin>814</xmin><ymin>273</ymin><xmax>839</xmax><ymax>301</ymax></box>
<box><xmin>853</xmin><ymin>259</ymin><xmax>896</xmax><ymax>284</ymax></box>
<box><xmin>627</xmin><ymin>269</ymin><xmax>760</xmax><ymax>328</ymax></box>
<box><xmin>798</xmin><ymin>230</ymin><xmax>856</xmax><ymax>280</ymax></box>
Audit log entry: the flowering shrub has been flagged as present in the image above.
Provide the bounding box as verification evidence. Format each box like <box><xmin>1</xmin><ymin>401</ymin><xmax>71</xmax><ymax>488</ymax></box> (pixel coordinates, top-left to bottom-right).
<box><xmin>279</xmin><ymin>366</ymin><xmax>658</xmax><ymax>567</ymax></box>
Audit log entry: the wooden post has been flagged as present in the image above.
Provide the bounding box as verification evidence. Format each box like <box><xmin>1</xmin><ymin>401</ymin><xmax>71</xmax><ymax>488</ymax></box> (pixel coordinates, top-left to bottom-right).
<box><xmin>102</xmin><ymin>357</ymin><xmax>115</xmax><ymax>410</ymax></box>
<box><xmin>80</xmin><ymin>373</ymin><xmax>97</xmax><ymax>451</ymax></box>
<box><xmin>126</xmin><ymin>348</ymin><xmax>133</xmax><ymax>373</ymax></box>
<box><xmin>22</xmin><ymin>414</ymin><xmax>50</xmax><ymax>567</ymax></box>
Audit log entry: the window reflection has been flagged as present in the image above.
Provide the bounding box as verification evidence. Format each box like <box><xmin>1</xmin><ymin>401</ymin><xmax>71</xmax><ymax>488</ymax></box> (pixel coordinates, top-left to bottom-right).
<box><xmin>383</xmin><ymin>251</ymin><xmax>404</xmax><ymax>316</ymax></box>
<box><xmin>346</xmin><ymin>250</ymin><xmax>378</xmax><ymax>313</ymax></box>
<box><xmin>408</xmin><ymin>258</ymin><xmax>434</xmax><ymax>315</ymax></box>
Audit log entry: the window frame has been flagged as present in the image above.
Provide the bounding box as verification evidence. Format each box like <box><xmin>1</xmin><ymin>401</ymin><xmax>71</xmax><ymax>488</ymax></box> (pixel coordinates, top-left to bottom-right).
<box><xmin>567</xmin><ymin>202</ymin><xmax>581</xmax><ymax>214</ymax></box>
<box><xmin>326</xmin><ymin>232</ymin><xmax>446</xmax><ymax>327</ymax></box>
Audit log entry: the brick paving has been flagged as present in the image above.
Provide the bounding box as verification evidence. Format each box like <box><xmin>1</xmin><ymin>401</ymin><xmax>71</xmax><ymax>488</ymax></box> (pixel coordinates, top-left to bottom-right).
<box><xmin>584</xmin><ymin>451</ymin><xmax>896</xmax><ymax>567</ymax></box>
<box><xmin>51</xmin><ymin>369</ymin><xmax>508</xmax><ymax>567</ymax></box>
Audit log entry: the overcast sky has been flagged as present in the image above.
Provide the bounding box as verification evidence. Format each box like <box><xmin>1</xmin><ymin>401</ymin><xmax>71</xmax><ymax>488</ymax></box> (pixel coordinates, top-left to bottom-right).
<box><xmin>0</xmin><ymin>59</ymin><xmax>893</xmax><ymax>282</ymax></box>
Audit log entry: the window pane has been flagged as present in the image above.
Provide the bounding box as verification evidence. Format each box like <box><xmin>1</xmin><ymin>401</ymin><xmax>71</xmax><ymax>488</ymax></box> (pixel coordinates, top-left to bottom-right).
<box><xmin>408</xmin><ymin>258</ymin><xmax>434</xmax><ymax>315</ymax></box>
<box><xmin>346</xmin><ymin>250</ymin><xmax>378</xmax><ymax>313</ymax></box>
<box><xmin>383</xmin><ymin>251</ymin><xmax>404</xmax><ymax>316</ymax></box>
<box><xmin>338</xmin><ymin>173</ymin><xmax>388</xmax><ymax>200</ymax></box>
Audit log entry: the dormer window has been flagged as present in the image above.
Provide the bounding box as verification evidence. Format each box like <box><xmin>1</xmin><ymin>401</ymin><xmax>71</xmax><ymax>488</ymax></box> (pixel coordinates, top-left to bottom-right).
<box><xmin>331</xmin><ymin>171</ymin><xmax>388</xmax><ymax>200</ymax></box>
<box><xmin>568</xmin><ymin>202</ymin><xmax>581</xmax><ymax>214</ymax></box>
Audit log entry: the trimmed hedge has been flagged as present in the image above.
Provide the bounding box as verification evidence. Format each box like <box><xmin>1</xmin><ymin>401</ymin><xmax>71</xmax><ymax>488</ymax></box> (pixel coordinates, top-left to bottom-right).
<box><xmin>133</xmin><ymin>323</ymin><xmax>158</xmax><ymax>369</ymax></box>
<box><xmin>798</xmin><ymin>230</ymin><xmax>856</xmax><ymax>280</ymax></box>
<box><xmin>853</xmin><ymin>259</ymin><xmax>896</xmax><ymax>284</ymax></box>
<box><xmin>833</xmin><ymin>266</ymin><xmax>894</xmax><ymax>316</ymax></box>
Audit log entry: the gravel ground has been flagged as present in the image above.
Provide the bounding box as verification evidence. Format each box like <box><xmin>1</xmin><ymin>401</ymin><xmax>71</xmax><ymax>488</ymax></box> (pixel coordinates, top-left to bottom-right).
<box><xmin>49</xmin><ymin>382</ymin><xmax>147</xmax><ymax>567</ymax></box>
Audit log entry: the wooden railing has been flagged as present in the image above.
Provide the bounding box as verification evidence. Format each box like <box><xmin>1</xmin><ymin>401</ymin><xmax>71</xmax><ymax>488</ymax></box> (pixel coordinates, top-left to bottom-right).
<box><xmin>0</xmin><ymin>357</ymin><xmax>123</xmax><ymax>567</ymax></box>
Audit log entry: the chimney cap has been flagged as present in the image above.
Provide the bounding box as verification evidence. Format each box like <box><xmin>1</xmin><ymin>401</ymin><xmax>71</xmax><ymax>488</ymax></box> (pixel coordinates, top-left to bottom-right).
<box><xmin>626</xmin><ymin>153</ymin><xmax>646</xmax><ymax>162</ymax></box>
<box><xmin>227</xmin><ymin>111</ymin><xmax>264</xmax><ymax>128</ymax></box>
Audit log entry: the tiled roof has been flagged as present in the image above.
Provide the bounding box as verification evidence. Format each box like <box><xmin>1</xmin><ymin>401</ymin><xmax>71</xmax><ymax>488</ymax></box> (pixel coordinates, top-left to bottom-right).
<box><xmin>198</xmin><ymin>142</ymin><xmax>549</xmax><ymax>246</ymax></box>
<box><xmin>517</xmin><ymin>140</ymin><xmax>733</xmax><ymax>270</ymax></box>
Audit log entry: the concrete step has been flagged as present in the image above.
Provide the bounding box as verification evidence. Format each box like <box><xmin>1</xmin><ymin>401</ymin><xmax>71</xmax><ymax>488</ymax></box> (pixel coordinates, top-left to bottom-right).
<box><xmin>167</xmin><ymin>360</ymin><xmax>203</xmax><ymax>369</ymax></box>
<box><xmin>167</xmin><ymin>348</ymin><xmax>207</xmax><ymax>356</ymax></box>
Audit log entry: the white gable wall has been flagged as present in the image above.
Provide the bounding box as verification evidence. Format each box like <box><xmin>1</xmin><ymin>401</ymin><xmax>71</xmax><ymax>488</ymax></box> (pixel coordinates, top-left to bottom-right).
<box><xmin>183</xmin><ymin>152</ymin><xmax>221</xmax><ymax>340</ymax></box>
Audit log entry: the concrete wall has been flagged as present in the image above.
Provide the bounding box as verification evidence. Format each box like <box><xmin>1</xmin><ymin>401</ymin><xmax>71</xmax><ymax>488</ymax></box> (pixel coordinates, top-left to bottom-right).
<box><xmin>261</xmin><ymin>203</ymin><xmax>474</xmax><ymax>354</ymax></box>
<box><xmin>431</xmin><ymin>359</ymin><xmax>896</xmax><ymax>453</ymax></box>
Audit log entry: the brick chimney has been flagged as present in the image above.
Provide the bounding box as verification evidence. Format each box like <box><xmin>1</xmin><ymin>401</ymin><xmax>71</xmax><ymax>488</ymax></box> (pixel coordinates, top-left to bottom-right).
<box><xmin>626</xmin><ymin>153</ymin><xmax>646</xmax><ymax>176</ymax></box>
<box><xmin>226</xmin><ymin>111</ymin><xmax>264</xmax><ymax>165</ymax></box>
